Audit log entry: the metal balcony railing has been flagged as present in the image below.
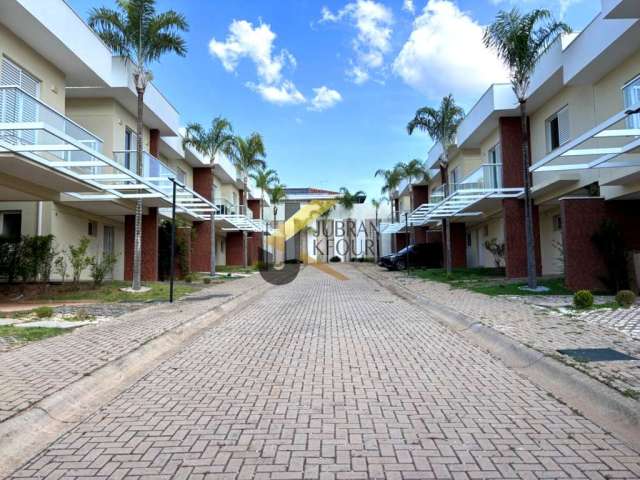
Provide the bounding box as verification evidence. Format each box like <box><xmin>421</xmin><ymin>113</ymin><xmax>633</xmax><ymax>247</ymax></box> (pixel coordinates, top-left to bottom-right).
<box><xmin>212</xmin><ymin>197</ymin><xmax>260</xmax><ymax>231</ymax></box>
<box><xmin>530</xmin><ymin>101</ymin><xmax>640</xmax><ymax>173</ymax></box>
<box><xmin>408</xmin><ymin>164</ymin><xmax>522</xmax><ymax>226</ymax></box>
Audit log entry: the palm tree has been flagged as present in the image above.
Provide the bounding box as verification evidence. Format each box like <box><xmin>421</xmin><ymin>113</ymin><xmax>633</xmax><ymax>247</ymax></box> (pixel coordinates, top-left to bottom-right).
<box><xmin>269</xmin><ymin>183</ymin><xmax>287</xmax><ymax>265</ymax></box>
<box><xmin>337</xmin><ymin>188</ymin><xmax>366</xmax><ymax>261</ymax></box>
<box><xmin>396</xmin><ymin>159</ymin><xmax>430</xmax><ymax>243</ymax></box>
<box><xmin>375</xmin><ymin>167</ymin><xmax>403</xmax><ymax>253</ymax></box>
<box><xmin>250</xmin><ymin>167</ymin><xmax>279</xmax><ymax>264</ymax></box>
<box><xmin>230</xmin><ymin>133</ymin><xmax>267</xmax><ymax>267</ymax></box>
<box><xmin>407</xmin><ymin>94</ymin><xmax>464</xmax><ymax>274</ymax></box>
<box><xmin>371</xmin><ymin>197</ymin><xmax>386</xmax><ymax>262</ymax></box>
<box><xmin>182</xmin><ymin>118</ymin><xmax>235</xmax><ymax>277</ymax></box>
<box><xmin>484</xmin><ymin>8</ymin><xmax>570</xmax><ymax>289</ymax></box>
<box><xmin>89</xmin><ymin>0</ymin><xmax>188</xmax><ymax>290</ymax></box>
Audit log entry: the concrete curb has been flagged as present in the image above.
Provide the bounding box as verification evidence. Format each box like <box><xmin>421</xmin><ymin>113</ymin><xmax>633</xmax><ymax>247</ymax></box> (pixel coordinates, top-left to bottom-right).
<box><xmin>360</xmin><ymin>267</ymin><xmax>640</xmax><ymax>451</ymax></box>
<box><xmin>0</xmin><ymin>281</ymin><xmax>273</xmax><ymax>479</ymax></box>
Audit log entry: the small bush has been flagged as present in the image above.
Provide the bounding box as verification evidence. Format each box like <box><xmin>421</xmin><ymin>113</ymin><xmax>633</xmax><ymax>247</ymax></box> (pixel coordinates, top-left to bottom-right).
<box><xmin>89</xmin><ymin>254</ymin><xmax>117</xmax><ymax>287</ymax></box>
<box><xmin>34</xmin><ymin>306</ymin><xmax>54</xmax><ymax>319</ymax></box>
<box><xmin>203</xmin><ymin>277</ymin><xmax>211</xmax><ymax>285</ymax></box>
<box><xmin>615</xmin><ymin>290</ymin><xmax>636</xmax><ymax>308</ymax></box>
<box><xmin>184</xmin><ymin>274</ymin><xmax>194</xmax><ymax>283</ymax></box>
<box><xmin>329</xmin><ymin>256</ymin><xmax>341</xmax><ymax>263</ymax></box>
<box><xmin>573</xmin><ymin>290</ymin><xmax>594</xmax><ymax>309</ymax></box>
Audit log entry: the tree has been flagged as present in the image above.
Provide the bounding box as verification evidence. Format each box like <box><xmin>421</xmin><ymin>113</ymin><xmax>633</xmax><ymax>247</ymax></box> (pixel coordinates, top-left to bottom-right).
<box><xmin>182</xmin><ymin>118</ymin><xmax>235</xmax><ymax>276</ymax></box>
<box><xmin>484</xmin><ymin>8</ymin><xmax>570</xmax><ymax>288</ymax></box>
<box><xmin>250</xmin><ymin>167</ymin><xmax>279</xmax><ymax>264</ymax></box>
<box><xmin>395</xmin><ymin>159</ymin><xmax>430</xmax><ymax>243</ymax></box>
<box><xmin>371</xmin><ymin>197</ymin><xmax>386</xmax><ymax>262</ymax></box>
<box><xmin>89</xmin><ymin>0</ymin><xmax>188</xmax><ymax>290</ymax></box>
<box><xmin>269</xmin><ymin>183</ymin><xmax>287</xmax><ymax>265</ymax></box>
<box><xmin>230</xmin><ymin>133</ymin><xmax>267</xmax><ymax>267</ymax></box>
<box><xmin>375</xmin><ymin>167</ymin><xmax>403</xmax><ymax>253</ymax></box>
<box><xmin>337</xmin><ymin>188</ymin><xmax>366</xmax><ymax>261</ymax></box>
<box><xmin>407</xmin><ymin>94</ymin><xmax>464</xmax><ymax>274</ymax></box>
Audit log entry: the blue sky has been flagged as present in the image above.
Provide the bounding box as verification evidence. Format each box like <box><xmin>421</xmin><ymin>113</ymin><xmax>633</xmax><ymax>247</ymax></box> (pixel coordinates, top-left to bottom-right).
<box><xmin>68</xmin><ymin>0</ymin><xmax>599</xmax><ymax>200</ymax></box>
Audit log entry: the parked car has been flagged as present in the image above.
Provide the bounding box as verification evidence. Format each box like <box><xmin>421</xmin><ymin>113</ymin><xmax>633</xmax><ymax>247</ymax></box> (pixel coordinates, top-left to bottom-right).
<box><xmin>382</xmin><ymin>243</ymin><xmax>442</xmax><ymax>270</ymax></box>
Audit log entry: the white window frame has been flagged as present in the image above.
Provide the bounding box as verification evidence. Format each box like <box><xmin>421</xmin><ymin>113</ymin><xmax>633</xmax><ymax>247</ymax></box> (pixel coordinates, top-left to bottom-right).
<box><xmin>623</xmin><ymin>74</ymin><xmax>640</xmax><ymax>129</ymax></box>
<box><xmin>545</xmin><ymin>105</ymin><xmax>570</xmax><ymax>153</ymax></box>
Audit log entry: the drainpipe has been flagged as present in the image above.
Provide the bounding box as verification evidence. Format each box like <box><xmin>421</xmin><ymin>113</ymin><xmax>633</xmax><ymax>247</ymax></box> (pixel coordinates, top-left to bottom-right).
<box><xmin>36</xmin><ymin>201</ymin><xmax>43</xmax><ymax>236</ymax></box>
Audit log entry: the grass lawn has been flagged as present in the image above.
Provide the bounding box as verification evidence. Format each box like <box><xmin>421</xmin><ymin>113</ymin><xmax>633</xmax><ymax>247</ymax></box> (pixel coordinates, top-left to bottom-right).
<box><xmin>34</xmin><ymin>281</ymin><xmax>203</xmax><ymax>303</ymax></box>
<box><xmin>215</xmin><ymin>265</ymin><xmax>257</xmax><ymax>274</ymax></box>
<box><xmin>410</xmin><ymin>268</ymin><xmax>573</xmax><ymax>296</ymax></box>
<box><xmin>0</xmin><ymin>324</ymin><xmax>68</xmax><ymax>342</ymax></box>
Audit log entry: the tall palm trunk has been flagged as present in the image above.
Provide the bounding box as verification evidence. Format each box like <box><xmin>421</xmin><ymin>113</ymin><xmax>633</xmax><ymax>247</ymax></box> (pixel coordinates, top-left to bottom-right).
<box><xmin>520</xmin><ymin>100</ymin><xmax>537</xmax><ymax>288</ymax></box>
<box><xmin>210</xmin><ymin>172</ymin><xmax>216</xmax><ymax>276</ymax></box>
<box><xmin>390</xmin><ymin>194</ymin><xmax>396</xmax><ymax>253</ymax></box>
<box><xmin>260</xmin><ymin>190</ymin><xmax>265</xmax><ymax>265</ymax></box>
<box><xmin>243</xmin><ymin>177</ymin><xmax>248</xmax><ymax>268</ymax></box>
<box><xmin>441</xmin><ymin>151</ymin><xmax>453</xmax><ymax>275</ymax></box>
<box><xmin>409</xmin><ymin>179</ymin><xmax>415</xmax><ymax>245</ymax></box>
<box><xmin>132</xmin><ymin>85</ymin><xmax>145</xmax><ymax>290</ymax></box>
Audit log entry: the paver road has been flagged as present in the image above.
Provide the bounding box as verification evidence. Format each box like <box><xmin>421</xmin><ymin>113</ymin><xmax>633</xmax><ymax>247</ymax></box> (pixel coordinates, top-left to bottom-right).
<box><xmin>10</xmin><ymin>266</ymin><xmax>640</xmax><ymax>479</ymax></box>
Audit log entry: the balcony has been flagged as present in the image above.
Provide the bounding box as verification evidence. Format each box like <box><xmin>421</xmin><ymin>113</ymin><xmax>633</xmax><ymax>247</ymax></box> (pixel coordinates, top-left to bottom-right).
<box><xmin>213</xmin><ymin>196</ymin><xmax>261</xmax><ymax>232</ymax></box>
<box><xmin>409</xmin><ymin>164</ymin><xmax>522</xmax><ymax>225</ymax></box>
<box><xmin>112</xmin><ymin>150</ymin><xmax>217</xmax><ymax>220</ymax></box>
<box><xmin>530</xmin><ymin>102</ymin><xmax>640</xmax><ymax>180</ymax></box>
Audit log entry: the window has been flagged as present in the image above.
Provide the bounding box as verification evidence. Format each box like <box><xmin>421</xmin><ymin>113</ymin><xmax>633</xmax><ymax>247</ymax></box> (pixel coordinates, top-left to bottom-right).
<box><xmin>552</xmin><ymin>214</ymin><xmax>562</xmax><ymax>232</ymax></box>
<box><xmin>1</xmin><ymin>57</ymin><xmax>40</xmax><ymax>97</ymax></box>
<box><xmin>88</xmin><ymin>221</ymin><xmax>98</xmax><ymax>237</ymax></box>
<box><xmin>623</xmin><ymin>75</ymin><xmax>640</xmax><ymax>129</ymax></box>
<box><xmin>0</xmin><ymin>211</ymin><xmax>21</xmax><ymax>240</ymax></box>
<box><xmin>176</xmin><ymin>167</ymin><xmax>187</xmax><ymax>184</ymax></box>
<box><xmin>545</xmin><ymin>106</ymin><xmax>570</xmax><ymax>152</ymax></box>
<box><xmin>450</xmin><ymin>166</ymin><xmax>460</xmax><ymax>193</ymax></box>
<box><xmin>488</xmin><ymin>143</ymin><xmax>501</xmax><ymax>164</ymax></box>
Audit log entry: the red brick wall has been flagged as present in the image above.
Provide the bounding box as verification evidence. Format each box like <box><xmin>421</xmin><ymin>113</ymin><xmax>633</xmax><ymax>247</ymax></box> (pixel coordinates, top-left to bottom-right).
<box><xmin>226</xmin><ymin>231</ymin><xmax>244</xmax><ymax>266</ymax></box>
<box><xmin>450</xmin><ymin>222</ymin><xmax>467</xmax><ymax>268</ymax></box>
<box><xmin>124</xmin><ymin>207</ymin><xmax>159</xmax><ymax>281</ymax></box>
<box><xmin>503</xmin><ymin>198</ymin><xmax>542</xmax><ymax>278</ymax></box>
<box><xmin>412</xmin><ymin>185</ymin><xmax>429</xmax><ymax>207</ymax></box>
<box><xmin>175</xmin><ymin>227</ymin><xmax>191</xmax><ymax>278</ymax></box>
<box><xmin>561</xmin><ymin>198</ymin><xmax>606</xmax><ymax>291</ymax></box>
<box><xmin>248</xmin><ymin>199</ymin><xmax>261</xmax><ymax>219</ymax></box>
<box><xmin>414</xmin><ymin>227</ymin><xmax>427</xmax><ymax>243</ymax></box>
<box><xmin>561</xmin><ymin>198</ymin><xmax>640</xmax><ymax>291</ymax></box>
<box><xmin>149</xmin><ymin>129</ymin><xmax>160</xmax><ymax>157</ymax></box>
<box><xmin>191</xmin><ymin>222</ymin><xmax>211</xmax><ymax>273</ymax></box>
<box><xmin>395</xmin><ymin>233</ymin><xmax>409</xmax><ymax>251</ymax></box>
<box><xmin>193</xmin><ymin>168</ymin><xmax>213</xmax><ymax>199</ymax></box>
<box><xmin>499</xmin><ymin>116</ymin><xmax>542</xmax><ymax>278</ymax></box>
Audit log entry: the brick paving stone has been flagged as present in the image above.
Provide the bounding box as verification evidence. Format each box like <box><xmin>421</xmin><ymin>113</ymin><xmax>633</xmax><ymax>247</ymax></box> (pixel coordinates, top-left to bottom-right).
<box><xmin>363</xmin><ymin>265</ymin><xmax>640</xmax><ymax>399</ymax></box>
<box><xmin>0</xmin><ymin>275</ymin><xmax>267</xmax><ymax>423</ymax></box>
<box><xmin>8</xmin><ymin>265</ymin><xmax>640</xmax><ymax>479</ymax></box>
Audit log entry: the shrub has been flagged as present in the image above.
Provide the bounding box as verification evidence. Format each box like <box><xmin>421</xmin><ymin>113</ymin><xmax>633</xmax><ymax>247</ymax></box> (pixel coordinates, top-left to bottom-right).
<box><xmin>184</xmin><ymin>273</ymin><xmax>194</xmax><ymax>283</ymax></box>
<box><xmin>203</xmin><ymin>277</ymin><xmax>211</xmax><ymax>284</ymax></box>
<box><xmin>89</xmin><ymin>254</ymin><xmax>117</xmax><ymax>287</ymax></box>
<box><xmin>54</xmin><ymin>256</ymin><xmax>68</xmax><ymax>284</ymax></box>
<box><xmin>329</xmin><ymin>256</ymin><xmax>341</xmax><ymax>263</ymax></box>
<box><xmin>615</xmin><ymin>290</ymin><xmax>636</xmax><ymax>308</ymax></box>
<box><xmin>34</xmin><ymin>306</ymin><xmax>54</xmax><ymax>319</ymax></box>
<box><xmin>484</xmin><ymin>238</ymin><xmax>506</xmax><ymax>269</ymax></box>
<box><xmin>67</xmin><ymin>237</ymin><xmax>92</xmax><ymax>285</ymax></box>
<box><xmin>573</xmin><ymin>290</ymin><xmax>594</xmax><ymax>309</ymax></box>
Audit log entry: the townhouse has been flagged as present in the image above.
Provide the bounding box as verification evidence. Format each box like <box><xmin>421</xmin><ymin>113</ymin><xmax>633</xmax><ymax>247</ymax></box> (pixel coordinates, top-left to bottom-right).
<box><xmin>390</xmin><ymin>0</ymin><xmax>640</xmax><ymax>292</ymax></box>
<box><xmin>0</xmin><ymin>0</ymin><xmax>263</xmax><ymax>282</ymax></box>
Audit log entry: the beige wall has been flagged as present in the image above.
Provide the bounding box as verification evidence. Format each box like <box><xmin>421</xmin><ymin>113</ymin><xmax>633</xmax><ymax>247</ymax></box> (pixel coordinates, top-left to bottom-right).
<box><xmin>0</xmin><ymin>23</ymin><xmax>66</xmax><ymax>111</ymax></box>
<box><xmin>539</xmin><ymin>205</ymin><xmax>564</xmax><ymax>276</ymax></box>
<box><xmin>66</xmin><ymin>98</ymin><xmax>151</xmax><ymax>159</ymax></box>
<box><xmin>466</xmin><ymin>215</ymin><xmax>504</xmax><ymax>269</ymax></box>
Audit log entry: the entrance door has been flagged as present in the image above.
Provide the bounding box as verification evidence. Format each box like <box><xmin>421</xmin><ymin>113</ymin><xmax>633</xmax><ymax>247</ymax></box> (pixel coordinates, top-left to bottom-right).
<box><xmin>103</xmin><ymin>226</ymin><xmax>115</xmax><ymax>280</ymax></box>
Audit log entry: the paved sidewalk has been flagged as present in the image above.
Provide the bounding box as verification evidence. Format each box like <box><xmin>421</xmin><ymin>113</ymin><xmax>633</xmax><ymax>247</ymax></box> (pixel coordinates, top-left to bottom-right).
<box><xmin>363</xmin><ymin>266</ymin><xmax>640</xmax><ymax>399</ymax></box>
<box><xmin>10</xmin><ymin>265</ymin><xmax>640</xmax><ymax>479</ymax></box>
<box><xmin>0</xmin><ymin>275</ymin><xmax>267</xmax><ymax>423</ymax></box>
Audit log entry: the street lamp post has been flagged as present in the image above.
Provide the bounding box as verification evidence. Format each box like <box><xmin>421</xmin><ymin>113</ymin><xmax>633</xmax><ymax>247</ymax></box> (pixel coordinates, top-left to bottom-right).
<box><xmin>405</xmin><ymin>212</ymin><xmax>409</xmax><ymax>277</ymax></box>
<box><xmin>169</xmin><ymin>178</ymin><xmax>177</xmax><ymax>303</ymax></box>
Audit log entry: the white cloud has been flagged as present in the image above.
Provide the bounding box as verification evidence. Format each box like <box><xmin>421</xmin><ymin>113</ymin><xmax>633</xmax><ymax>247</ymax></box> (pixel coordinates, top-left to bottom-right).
<box><xmin>403</xmin><ymin>0</ymin><xmax>415</xmax><ymax>14</ymax></box>
<box><xmin>309</xmin><ymin>87</ymin><xmax>343</xmax><ymax>111</ymax></box>
<box><xmin>393</xmin><ymin>0</ymin><xmax>509</xmax><ymax>100</ymax></box>
<box><xmin>320</xmin><ymin>0</ymin><xmax>393</xmax><ymax>84</ymax></box>
<box><xmin>209</xmin><ymin>20</ymin><xmax>305</xmax><ymax>106</ymax></box>
<box><xmin>247</xmin><ymin>81</ymin><xmax>306</xmax><ymax>105</ymax></box>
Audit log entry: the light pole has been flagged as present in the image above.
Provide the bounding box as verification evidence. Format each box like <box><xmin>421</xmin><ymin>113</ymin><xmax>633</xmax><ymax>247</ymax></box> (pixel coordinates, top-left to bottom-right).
<box><xmin>405</xmin><ymin>212</ymin><xmax>410</xmax><ymax>277</ymax></box>
<box><xmin>169</xmin><ymin>178</ymin><xmax>177</xmax><ymax>303</ymax></box>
